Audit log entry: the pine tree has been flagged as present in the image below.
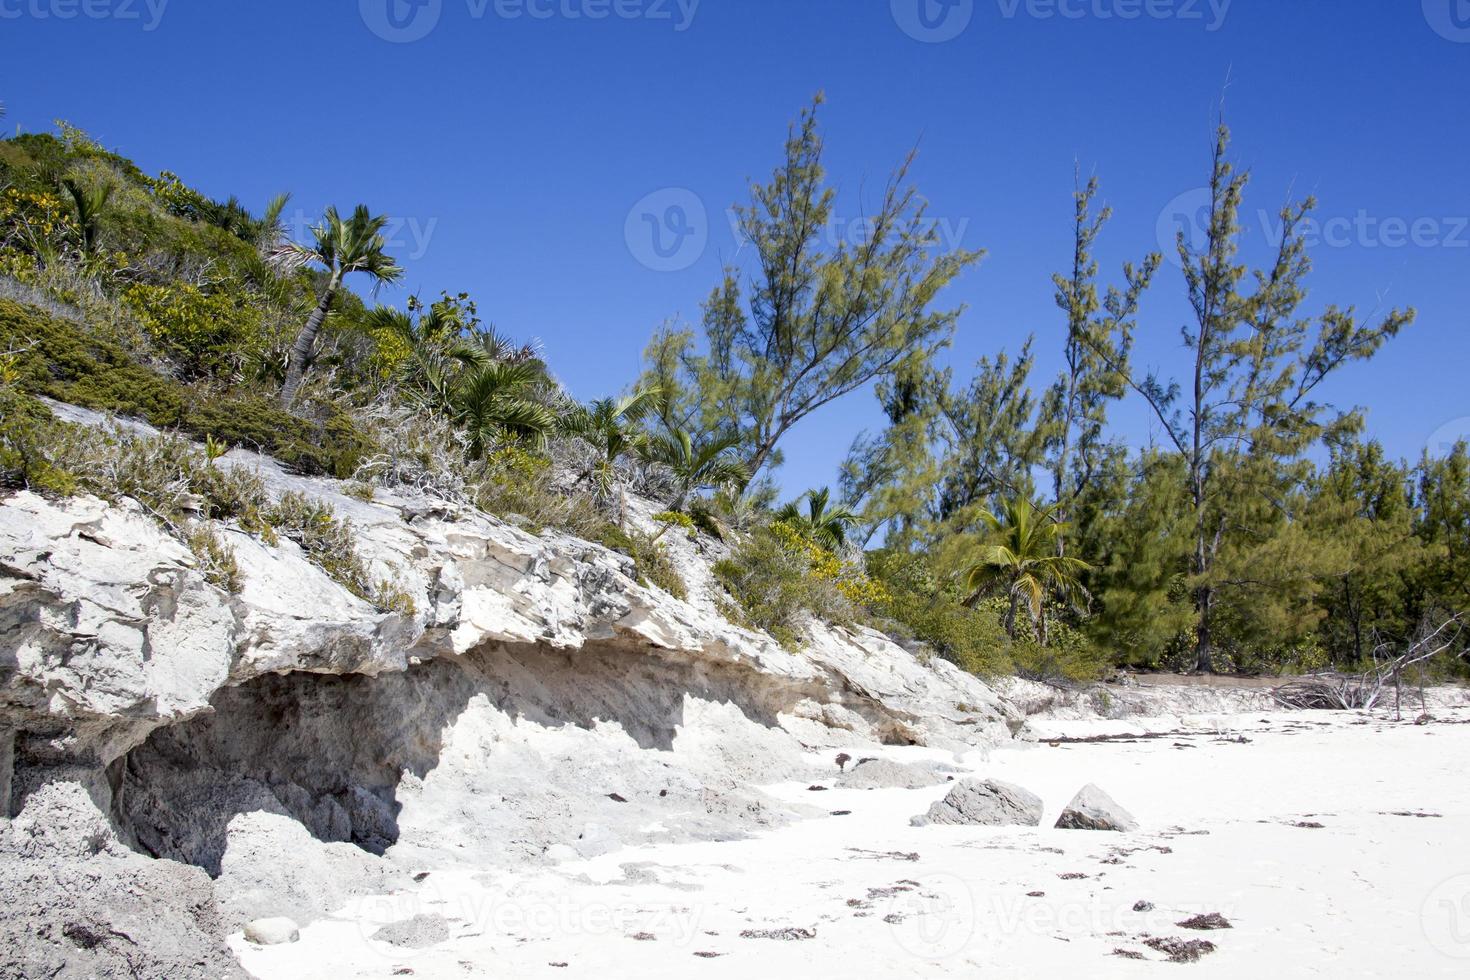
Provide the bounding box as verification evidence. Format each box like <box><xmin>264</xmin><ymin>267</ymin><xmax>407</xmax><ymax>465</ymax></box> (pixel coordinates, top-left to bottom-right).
<box><xmin>1092</xmin><ymin>124</ymin><xmax>1413</xmax><ymax>672</ymax></box>
<box><xmin>642</xmin><ymin>96</ymin><xmax>983</xmax><ymax>480</ymax></box>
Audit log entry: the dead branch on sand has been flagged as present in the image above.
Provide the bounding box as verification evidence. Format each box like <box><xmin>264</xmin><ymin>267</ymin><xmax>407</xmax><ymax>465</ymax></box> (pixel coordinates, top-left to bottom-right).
<box><xmin>1272</xmin><ymin>615</ymin><xmax>1465</xmax><ymax>716</ymax></box>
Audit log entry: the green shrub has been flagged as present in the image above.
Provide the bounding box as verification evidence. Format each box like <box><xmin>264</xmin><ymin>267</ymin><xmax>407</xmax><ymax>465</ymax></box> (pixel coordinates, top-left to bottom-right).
<box><xmin>467</xmin><ymin>445</ymin><xmax>609</xmax><ymax>539</ymax></box>
<box><xmin>0</xmin><ymin>387</ymin><xmax>77</xmax><ymax>494</ymax></box>
<box><xmin>864</xmin><ymin>550</ymin><xmax>1013</xmax><ymax>676</ymax></box>
<box><xmin>0</xmin><ymin>299</ymin><xmax>373</xmax><ymax>477</ymax></box>
<box><xmin>652</xmin><ymin>510</ymin><xmax>696</xmax><ymax>539</ymax></box>
<box><xmin>863</xmin><ymin>550</ymin><xmax>1109</xmax><ymax>684</ymax></box>
<box><xmin>264</xmin><ymin>491</ymin><xmax>374</xmax><ymax>599</ymax></box>
<box><xmin>595</xmin><ymin>525</ymin><xmax>688</xmax><ymax>601</ymax></box>
<box><xmin>184</xmin><ymin>523</ymin><xmax>242</xmax><ymax>593</ymax></box>
<box><xmin>122</xmin><ymin>280</ymin><xmax>265</xmax><ymax>378</ymax></box>
<box><xmin>713</xmin><ymin>521</ymin><xmax>856</xmax><ymax>647</ymax></box>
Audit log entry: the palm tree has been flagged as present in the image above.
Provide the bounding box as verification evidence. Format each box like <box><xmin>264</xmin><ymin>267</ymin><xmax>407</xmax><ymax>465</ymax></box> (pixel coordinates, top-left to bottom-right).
<box><xmin>271</xmin><ymin>205</ymin><xmax>403</xmax><ymax>407</ymax></box>
<box><xmin>641</xmin><ymin>428</ymin><xmax>749</xmax><ymax>512</ymax></box>
<box><xmin>448</xmin><ymin>361</ymin><xmax>558</xmax><ymax>459</ymax></box>
<box><xmin>777</xmin><ymin>487</ymin><xmax>860</xmax><ymax>550</ymax></box>
<box><xmin>560</xmin><ymin>387</ymin><xmax>663</xmax><ymax>526</ymax></box>
<box><xmin>60</xmin><ymin>178</ymin><xmax>113</xmax><ymax>257</ymax></box>
<box><xmin>368</xmin><ymin>303</ymin><xmax>555</xmax><ymax>458</ymax></box>
<box><xmin>253</xmin><ymin>192</ymin><xmax>292</xmax><ymax>254</ymax></box>
<box><xmin>962</xmin><ymin>497</ymin><xmax>1090</xmax><ymax>646</ymax></box>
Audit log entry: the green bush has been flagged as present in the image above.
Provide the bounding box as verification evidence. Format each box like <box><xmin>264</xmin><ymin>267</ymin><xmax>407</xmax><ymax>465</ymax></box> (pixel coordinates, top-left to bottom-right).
<box><xmin>864</xmin><ymin>550</ymin><xmax>1012</xmax><ymax>676</ymax></box>
<box><xmin>0</xmin><ymin>299</ymin><xmax>373</xmax><ymax>477</ymax></box>
<box><xmin>466</xmin><ymin>445</ymin><xmax>610</xmax><ymax>539</ymax></box>
<box><xmin>122</xmin><ymin>280</ymin><xmax>266</xmax><ymax>378</ymax></box>
<box><xmin>265</xmin><ymin>491</ymin><xmax>374</xmax><ymax>600</ymax></box>
<box><xmin>863</xmin><ymin>550</ymin><xmax>1109</xmax><ymax>684</ymax></box>
<box><xmin>595</xmin><ymin>525</ymin><xmax>687</xmax><ymax>602</ymax></box>
<box><xmin>0</xmin><ymin>387</ymin><xmax>77</xmax><ymax>494</ymax></box>
<box><xmin>184</xmin><ymin>523</ymin><xmax>242</xmax><ymax>593</ymax></box>
<box><xmin>713</xmin><ymin>521</ymin><xmax>855</xmax><ymax>648</ymax></box>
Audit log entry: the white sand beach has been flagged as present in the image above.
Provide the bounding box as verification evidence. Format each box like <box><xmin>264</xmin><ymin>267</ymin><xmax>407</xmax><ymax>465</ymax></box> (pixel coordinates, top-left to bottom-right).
<box><xmin>234</xmin><ymin>705</ymin><xmax>1470</xmax><ymax>979</ymax></box>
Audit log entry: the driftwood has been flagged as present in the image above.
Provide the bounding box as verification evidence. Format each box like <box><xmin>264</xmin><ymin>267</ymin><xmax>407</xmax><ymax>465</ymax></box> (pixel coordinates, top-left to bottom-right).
<box><xmin>1273</xmin><ymin>615</ymin><xmax>1465</xmax><ymax>717</ymax></box>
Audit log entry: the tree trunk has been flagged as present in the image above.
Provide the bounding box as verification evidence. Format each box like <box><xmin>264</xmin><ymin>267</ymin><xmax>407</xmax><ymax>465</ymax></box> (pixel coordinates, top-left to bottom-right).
<box><xmin>1194</xmin><ymin>585</ymin><xmax>1215</xmax><ymax>673</ymax></box>
<box><xmin>280</xmin><ymin>278</ymin><xmax>338</xmax><ymax>408</ymax></box>
<box><xmin>1038</xmin><ymin>604</ymin><xmax>1050</xmax><ymax>648</ymax></box>
<box><xmin>1004</xmin><ymin>593</ymin><xmax>1020</xmax><ymax>640</ymax></box>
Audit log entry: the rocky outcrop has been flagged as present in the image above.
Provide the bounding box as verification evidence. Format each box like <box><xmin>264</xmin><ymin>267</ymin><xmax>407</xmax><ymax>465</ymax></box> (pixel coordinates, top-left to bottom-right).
<box><xmin>0</xmin><ymin>412</ymin><xmax>1019</xmax><ymax>976</ymax></box>
<box><xmin>910</xmin><ymin>778</ymin><xmax>1044</xmax><ymax>827</ymax></box>
<box><xmin>0</xmin><ymin>780</ymin><xmax>246</xmax><ymax>979</ymax></box>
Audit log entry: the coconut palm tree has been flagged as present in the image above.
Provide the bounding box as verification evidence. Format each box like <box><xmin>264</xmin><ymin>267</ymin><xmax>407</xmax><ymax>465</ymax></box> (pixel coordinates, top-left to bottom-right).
<box><xmin>271</xmin><ymin>205</ymin><xmax>403</xmax><ymax>407</ymax></box>
<box><xmin>777</xmin><ymin>487</ymin><xmax>860</xmax><ymax>550</ymax></box>
<box><xmin>366</xmin><ymin>304</ymin><xmax>557</xmax><ymax>458</ymax></box>
<box><xmin>448</xmin><ymin>361</ymin><xmax>558</xmax><ymax>459</ymax></box>
<box><xmin>560</xmin><ymin>387</ymin><xmax>663</xmax><ymax>526</ymax></box>
<box><xmin>60</xmin><ymin>178</ymin><xmax>113</xmax><ymax>257</ymax></box>
<box><xmin>641</xmin><ymin>428</ymin><xmax>749</xmax><ymax>512</ymax></box>
<box><xmin>252</xmin><ymin>192</ymin><xmax>292</xmax><ymax>254</ymax></box>
<box><xmin>962</xmin><ymin>497</ymin><xmax>1090</xmax><ymax>646</ymax></box>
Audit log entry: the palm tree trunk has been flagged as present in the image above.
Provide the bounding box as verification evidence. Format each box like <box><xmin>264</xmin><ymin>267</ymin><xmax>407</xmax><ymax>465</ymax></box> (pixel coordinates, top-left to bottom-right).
<box><xmin>1004</xmin><ymin>594</ymin><xmax>1020</xmax><ymax>640</ymax></box>
<box><xmin>1039</xmin><ymin>605</ymin><xmax>1050</xmax><ymax>648</ymax></box>
<box><xmin>280</xmin><ymin>278</ymin><xmax>338</xmax><ymax>408</ymax></box>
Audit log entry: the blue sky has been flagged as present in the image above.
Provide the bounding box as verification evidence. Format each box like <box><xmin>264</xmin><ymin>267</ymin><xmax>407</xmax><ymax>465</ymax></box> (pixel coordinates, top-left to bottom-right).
<box><xmin>3</xmin><ymin>0</ymin><xmax>1468</xmax><ymax>497</ymax></box>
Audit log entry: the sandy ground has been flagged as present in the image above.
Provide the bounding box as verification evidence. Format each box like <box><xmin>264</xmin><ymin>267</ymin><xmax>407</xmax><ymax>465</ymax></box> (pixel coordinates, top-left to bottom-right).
<box><xmin>234</xmin><ymin>706</ymin><xmax>1470</xmax><ymax>978</ymax></box>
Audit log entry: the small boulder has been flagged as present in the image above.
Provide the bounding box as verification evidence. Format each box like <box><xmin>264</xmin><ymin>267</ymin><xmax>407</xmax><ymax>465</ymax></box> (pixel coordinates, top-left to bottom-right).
<box><xmin>911</xmin><ymin>779</ymin><xmax>1043</xmax><ymax>827</ymax></box>
<box><xmin>836</xmin><ymin>758</ymin><xmax>949</xmax><ymax>791</ymax></box>
<box><xmin>243</xmin><ymin>918</ymin><xmax>300</xmax><ymax>946</ymax></box>
<box><xmin>1055</xmin><ymin>784</ymin><xmax>1137</xmax><ymax>832</ymax></box>
<box><xmin>372</xmin><ymin>913</ymin><xmax>450</xmax><ymax>949</ymax></box>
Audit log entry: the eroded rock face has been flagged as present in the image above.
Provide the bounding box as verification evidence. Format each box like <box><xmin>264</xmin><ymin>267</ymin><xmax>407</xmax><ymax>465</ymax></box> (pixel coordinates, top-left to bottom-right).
<box><xmin>0</xmin><ymin>412</ymin><xmax>1021</xmax><ymax>976</ymax></box>
<box><xmin>0</xmin><ymin>781</ymin><xmax>245</xmax><ymax>980</ymax></box>
<box><xmin>911</xmin><ymin>778</ymin><xmax>1044</xmax><ymax>827</ymax></box>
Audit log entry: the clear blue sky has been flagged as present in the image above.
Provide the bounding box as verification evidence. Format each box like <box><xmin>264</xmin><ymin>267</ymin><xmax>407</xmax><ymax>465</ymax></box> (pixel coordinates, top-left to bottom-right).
<box><xmin>3</xmin><ymin>1</ymin><xmax>1468</xmax><ymax>497</ymax></box>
